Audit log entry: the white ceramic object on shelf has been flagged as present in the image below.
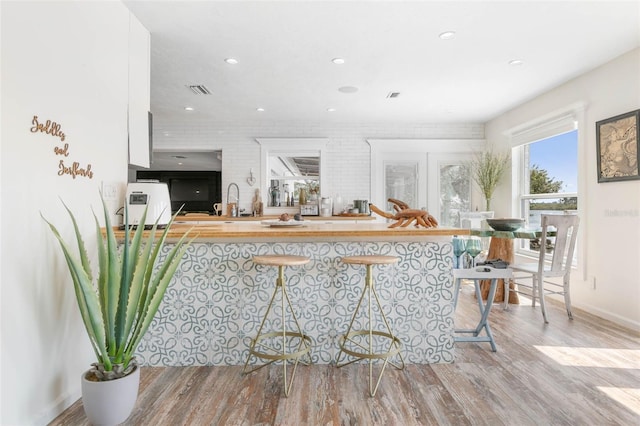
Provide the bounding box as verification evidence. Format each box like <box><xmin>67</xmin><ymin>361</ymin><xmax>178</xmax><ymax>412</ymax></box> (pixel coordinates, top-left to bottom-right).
<box><xmin>320</xmin><ymin>197</ymin><xmax>332</xmax><ymax>217</ymax></box>
<box><xmin>333</xmin><ymin>195</ymin><xmax>343</xmax><ymax>215</ymax></box>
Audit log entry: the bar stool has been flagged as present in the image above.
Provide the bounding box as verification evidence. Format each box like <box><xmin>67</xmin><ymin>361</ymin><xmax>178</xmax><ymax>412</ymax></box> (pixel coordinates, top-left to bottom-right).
<box><xmin>452</xmin><ymin>266</ymin><xmax>512</xmax><ymax>352</ymax></box>
<box><xmin>242</xmin><ymin>255</ymin><xmax>312</xmax><ymax>396</ymax></box>
<box><xmin>336</xmin><ymin>255</ymin><xmax>405</xmax><ymax>396</ymax></box>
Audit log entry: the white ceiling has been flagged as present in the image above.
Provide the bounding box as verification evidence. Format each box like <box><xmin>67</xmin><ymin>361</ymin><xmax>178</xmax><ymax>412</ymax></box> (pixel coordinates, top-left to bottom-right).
<box><xmin>124</xmin><ymin>0</ymin><xmax>640</xmax><ymax>128</ymax></box>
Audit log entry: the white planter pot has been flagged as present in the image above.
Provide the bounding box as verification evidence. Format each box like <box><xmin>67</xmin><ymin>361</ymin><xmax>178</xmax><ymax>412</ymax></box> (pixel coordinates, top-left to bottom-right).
<box><xmin>81</xmin><ymin>365</ymin><xmax>140</xmax><ymax>425</ymax></box>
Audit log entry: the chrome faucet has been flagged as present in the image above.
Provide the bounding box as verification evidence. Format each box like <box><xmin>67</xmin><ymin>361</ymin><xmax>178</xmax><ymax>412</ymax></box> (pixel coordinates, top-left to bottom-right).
<box><xmin>227</xmin><ymin>182</ymin><xmax>239</xmax><ymax>217</ymax></box>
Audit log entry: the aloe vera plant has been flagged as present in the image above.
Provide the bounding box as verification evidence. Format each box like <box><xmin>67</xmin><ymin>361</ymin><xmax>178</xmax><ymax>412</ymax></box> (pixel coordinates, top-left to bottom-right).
<box><xmin>42</xmin><ymin>194</ymin><xmax>191</xmax><ymax>381</ymax></box>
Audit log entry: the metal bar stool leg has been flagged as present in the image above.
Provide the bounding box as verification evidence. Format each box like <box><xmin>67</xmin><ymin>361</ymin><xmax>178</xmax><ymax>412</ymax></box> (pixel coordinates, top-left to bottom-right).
<box><xmin>242</xmin><ymin>255</ymin><xmax>312</xmax><ymax>397</ymax></box>
<box><xmin>335</xmin><ymin>268</ymin><xmax>371</xmax><ymax>368</ymax></box>
<box><xmin>368</xmin><ymin>267</ymin><xmax>404</xmax><ymax>371</ymax></box>
<box><xmin>242</xmin><ymin>274</ymin><xmax>281</xmax><ymax>374</ymax></box>
<box><xmin>336</xmin><ymin>256</ymin><xmax>404</xmax><ymax>397</ymax></box>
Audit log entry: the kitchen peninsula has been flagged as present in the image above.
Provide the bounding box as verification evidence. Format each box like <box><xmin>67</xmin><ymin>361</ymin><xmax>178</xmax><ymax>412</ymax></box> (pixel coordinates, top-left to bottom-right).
<box><xmin>114</xmin><ymin>222</ymin><xmax>469</xmax><ymax>366</ymax></box>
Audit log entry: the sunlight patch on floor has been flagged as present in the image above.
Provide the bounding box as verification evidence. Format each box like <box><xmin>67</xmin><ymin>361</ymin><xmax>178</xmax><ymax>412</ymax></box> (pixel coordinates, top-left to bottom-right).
<box><xmin>533</xmin><ymin>346</ymin><xmax>640</xmax><ymax>368</ymax></box>
<box><xmin>597</xmin><ymin>387</ymin><xmax>640</xmax><ymax>416</ymax></box>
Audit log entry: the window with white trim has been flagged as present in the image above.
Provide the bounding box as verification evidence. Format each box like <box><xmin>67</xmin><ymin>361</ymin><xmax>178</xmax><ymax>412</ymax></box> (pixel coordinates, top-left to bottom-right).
<box><xmin>508</xmin><ymin>106</ymin><xmax>583</xmax><ymax>259</ymax></box>
<box><xmin>516</xmin><ymin>130</ymin><xmax>578</xmax><ymax>253</ymax></box>
<box><xmin>256</xmin><ymin>138</ymin><xmax>328</xmax><ymax>215</ymax></box>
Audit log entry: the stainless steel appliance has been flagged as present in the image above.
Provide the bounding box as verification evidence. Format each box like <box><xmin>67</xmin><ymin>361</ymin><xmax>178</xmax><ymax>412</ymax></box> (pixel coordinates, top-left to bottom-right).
<box><xmin>125</xmin><ymin>182</ymin><xmax>172</xmax><ymax>228</ymax></box>
<box><xmin>354</xmin><ymin>200</ymin><xmax>370</xmax><ymax>215</ymax></box>
<box><xmin>300</xmin><ymin>203</ymin><xmax>319</xmax><ymax>216</ymax></box>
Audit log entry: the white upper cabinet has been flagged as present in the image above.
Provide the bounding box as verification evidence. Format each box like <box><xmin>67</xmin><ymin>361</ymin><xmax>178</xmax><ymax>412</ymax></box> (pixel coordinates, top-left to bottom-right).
<box><xmin>127</xmin><ymin>13</ymin><xmax>151</xmax><ymax>168</ymax></box>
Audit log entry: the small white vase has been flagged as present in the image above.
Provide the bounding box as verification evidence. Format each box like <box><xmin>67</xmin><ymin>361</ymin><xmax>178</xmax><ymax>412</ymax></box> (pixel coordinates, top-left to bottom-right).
<box><xmin>81</xmin><ymin>365</ymin><xmax>140</xmax><ymax>426</ymax></box>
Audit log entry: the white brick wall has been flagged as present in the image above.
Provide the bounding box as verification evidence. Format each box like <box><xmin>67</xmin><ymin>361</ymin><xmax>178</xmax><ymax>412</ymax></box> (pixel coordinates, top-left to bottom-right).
<box><xmin>152</xmin><ymin>119</ymin><xmax>484</xmax><ymax>212</ymax></box>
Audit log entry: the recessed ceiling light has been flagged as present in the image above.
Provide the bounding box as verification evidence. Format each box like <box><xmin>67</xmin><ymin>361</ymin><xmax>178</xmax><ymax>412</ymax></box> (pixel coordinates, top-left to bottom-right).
<box><xmin>338</xmin><ymin>86</ymin><xmax>359</xmax><ymax>93</ymax></box>
<box><xmin>509</xmin><ymin>59</ymin><xmax>524</xmax><ymax>66</ymax></box>
<box><xmin>439</xmin><ymin>31</ymin><xmax>456</xmax><ymax>40</ymax></box>
<box><xmin>177</xmin><ymin>162</ymin><xmax>183</xmax><ymax>165</ymax></box>
<box><xmin>225</xmin><ymin>58</ymin><xmax>238</xmax><ymax>65</ymax></box>
<box><xmin>327</xmin><ymin>108</ymin><xmax>336</xmax><ymax>112</ymax></box>
<box><xmin>256</xmin><ymin>107</ymin><xmax>265</xmax><ymax>112</ymax></box>
<box><xmin>332</xmin><ymin>58</ymin><xmax>345</xmax><ymax>65</ymax></box>
<box><xmin>184</xmin><ymin>106</ymin><xmax>194</xmax><ymax>111</ymax></box>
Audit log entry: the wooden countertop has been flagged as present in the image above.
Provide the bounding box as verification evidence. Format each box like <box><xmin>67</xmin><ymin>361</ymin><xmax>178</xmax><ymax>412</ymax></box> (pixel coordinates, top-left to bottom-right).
<box><xmin>110</xmin><ymin>222</ymin><xmax>469</xmax><ymax>242</ymax></box>
<box><xmin>175</xmin><ymin>214</ymin><xmax>376</xmax><ymax>222</ymax></box>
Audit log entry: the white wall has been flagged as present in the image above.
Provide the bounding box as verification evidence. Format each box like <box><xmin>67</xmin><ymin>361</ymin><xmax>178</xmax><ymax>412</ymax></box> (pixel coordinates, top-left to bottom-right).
<box><xmin>152</xmin><ymin>121</ymin><xmax>485</xmax><ymax>214</ymax></box>
<box><xmin>1</xmin><ymin>2</ymin><xmax>138</xmax><ymax>424</ymax></box>
<box><xmin>486</xmin><ymin>48</ymin><xmax>640</xmax><ymax>330</ymax></box>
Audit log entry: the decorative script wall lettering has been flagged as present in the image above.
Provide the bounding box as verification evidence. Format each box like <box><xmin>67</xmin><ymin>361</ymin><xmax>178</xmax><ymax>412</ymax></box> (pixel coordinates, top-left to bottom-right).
<box><xmin>58</xmin><ymin>160</ymin><xmax>93</xmax><ymax>179</ymax></box>
<box><xmin>31</xmin><ymin>115</ymin><xmax>66</xmax><ymax>141</ymax></box>
<box><xmin>31</xmin><ymin>115</ymin><xmax>94</xmax><ymax>179</ymax></box>
<box><xmin>54</xmin><ymin>143</ymin><xmax>69</xmax><ymax>157</ymax></box>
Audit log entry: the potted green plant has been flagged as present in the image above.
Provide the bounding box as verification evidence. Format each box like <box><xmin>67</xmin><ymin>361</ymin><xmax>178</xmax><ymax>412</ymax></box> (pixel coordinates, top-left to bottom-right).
<box><xmin>469</xmin><ymin>148</ymin><xmax>511</xmax><ymax>210</ymax></box>
<box><xmin>42</xmin><ymin>194</ymin><xmax>191</xmax><ymax>425</ymax></box>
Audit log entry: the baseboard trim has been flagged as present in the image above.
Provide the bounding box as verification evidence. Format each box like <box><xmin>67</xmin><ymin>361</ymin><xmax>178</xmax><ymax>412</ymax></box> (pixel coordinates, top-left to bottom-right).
<box><xmin>573</xmin><ymin>302</ymin><xmax>640</xmax><ymax>332</ymax></box>
<box><xmin>36</xmin><ymin>387</ymin><xmax>81</xmax><ymax>425</ymax></box>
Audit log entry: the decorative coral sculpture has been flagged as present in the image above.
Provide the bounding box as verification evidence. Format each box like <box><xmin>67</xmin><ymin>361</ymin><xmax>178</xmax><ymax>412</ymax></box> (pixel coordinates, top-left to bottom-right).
<box><xmin>369</xmin><ymin>198</ymin><xmax>439</xmax><ymax>228</ymax></box>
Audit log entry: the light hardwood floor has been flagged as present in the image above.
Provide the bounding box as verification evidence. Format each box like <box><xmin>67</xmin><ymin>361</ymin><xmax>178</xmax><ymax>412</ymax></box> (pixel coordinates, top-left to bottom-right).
<box><xmin>50</xmin><ymin>284</ymin><xmax>640</xmax><ymax>425</ymax></box>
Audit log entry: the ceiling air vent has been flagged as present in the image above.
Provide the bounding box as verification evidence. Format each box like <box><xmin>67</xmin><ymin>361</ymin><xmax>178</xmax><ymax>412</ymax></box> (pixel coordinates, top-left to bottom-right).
<box><xmin>386</xmin><ymin>92</ymin><xmax>400</xmax><ymax>99</ymax></box>
<box><xmin>187</xmin><ymin>85</ymin><xmax>211</xmax><ymax>95</ymax></box>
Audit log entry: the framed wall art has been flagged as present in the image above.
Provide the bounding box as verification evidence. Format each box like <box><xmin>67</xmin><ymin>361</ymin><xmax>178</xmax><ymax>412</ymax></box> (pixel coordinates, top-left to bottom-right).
<box><xmin>596</xmin><ymin>109</ymin><xmax>639</xmax><ymax>183</ymax></box>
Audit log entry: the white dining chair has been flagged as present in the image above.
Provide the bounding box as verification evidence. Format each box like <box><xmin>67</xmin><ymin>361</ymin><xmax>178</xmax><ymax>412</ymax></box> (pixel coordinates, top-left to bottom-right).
<box><xmin>509</xmin><ymin>214</ymin><xmax>580</xmax><ymax>323</ymax></box>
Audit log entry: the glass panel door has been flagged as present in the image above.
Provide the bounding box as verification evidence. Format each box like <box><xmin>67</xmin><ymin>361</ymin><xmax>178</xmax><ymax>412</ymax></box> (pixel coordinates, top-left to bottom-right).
<box><xmin>384</xmin><ymin>161</ymin><xmax>419</xmax><ymax>211</ymax></box>
<box><xmin>381</xmin><ymin>154</ymin><xmax>427</xmax><ymax>214</ymax></box>
<box><xmin>439</xmin><ymin>163</ymin><xmax>471</xmax><ymax>227</ymax></box>
<box><xmin>428</xmin><ymin>153</ymin><xmax>472</xmax><ymax>227</ymax></box>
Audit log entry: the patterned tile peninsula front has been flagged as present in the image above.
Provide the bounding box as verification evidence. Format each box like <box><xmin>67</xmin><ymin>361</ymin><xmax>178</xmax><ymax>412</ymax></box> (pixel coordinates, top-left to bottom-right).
<box><xmin>136</xmin><ymin>240</ymin><xmax>455</xmax><ymax>366</ymax></box>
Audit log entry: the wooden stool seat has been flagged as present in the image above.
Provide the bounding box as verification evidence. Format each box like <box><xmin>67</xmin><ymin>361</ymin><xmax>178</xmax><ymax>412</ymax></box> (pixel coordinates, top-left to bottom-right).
<box><xmin>252</xmin><ymin>255</ymin><xmax>310</xmax><ymax>267</ymax></box>
<box><xmin>341</xmin><ymin>255</ymin><xmax>399</xmax><ymax>266</ymax></box>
